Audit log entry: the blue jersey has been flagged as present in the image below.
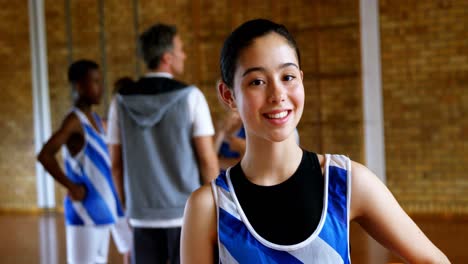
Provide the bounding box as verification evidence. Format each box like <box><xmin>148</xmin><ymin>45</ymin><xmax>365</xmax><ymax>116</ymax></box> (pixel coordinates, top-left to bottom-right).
<box><xmin>62</xmin><ymin>108</ymin><xmax>124</xmax><ymax>226</ymax></box>
<box><xmin>211</xmin><ymin>154</ymin><xmax>351</xmax><ymax>263</ymax></box>
<box><xmin>219</xmin><ymin>126</ymin><xmax>246</xmax><ymax>159</ymax></box>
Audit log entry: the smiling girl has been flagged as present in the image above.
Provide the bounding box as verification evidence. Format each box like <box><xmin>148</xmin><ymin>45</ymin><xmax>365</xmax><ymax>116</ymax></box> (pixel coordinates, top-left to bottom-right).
<box><xmin>180</xmin><ymin>19</ymin><xmax>449</xmax><ymax>264</ymax></box>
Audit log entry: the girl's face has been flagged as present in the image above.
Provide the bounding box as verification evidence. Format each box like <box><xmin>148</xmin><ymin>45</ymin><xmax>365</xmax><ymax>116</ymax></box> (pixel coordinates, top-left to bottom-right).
<box><xmin>228</xmin><ymin>32</ymin><xmax>304</xmax><ymax>143</ymax></box>
<box><xmin>78</xmin><ymin>69</ymin><xmax>103</xmax><ymax>104</ymax></box>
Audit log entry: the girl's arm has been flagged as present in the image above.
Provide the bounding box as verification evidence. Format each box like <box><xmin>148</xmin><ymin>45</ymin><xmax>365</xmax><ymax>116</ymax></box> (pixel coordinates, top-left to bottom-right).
<box><xmin>219</xmin><ymin>156</ymin><xmax>241</xmax><ymax>170</ymax></box>
<box><xmin>350</xmin><ymin>161</ymin><xmax>450</xmax><ymax>263</ymax></box>
<box><xmin>228</xmin><ymin>136</ymin><xmax>246</xmax><ymax>157</ymax></box>
<box><xmin>181</xmin><ymin>185</ymin><xmax>217</xmax><ymax>264</ymax></box>
<box><xmin>213</xmin><ymin>121</ymin><xmax>226</xmax><ymax>153</ymax></box>
<box><xmin>214</xmin><ymin>112</ymin><xmax>242</xmax><ymax>152</ymax></box>
<box><xmin>37</xmin><ymin>113</ymin><xmax>86</xmax><ymax>200</ymax></box>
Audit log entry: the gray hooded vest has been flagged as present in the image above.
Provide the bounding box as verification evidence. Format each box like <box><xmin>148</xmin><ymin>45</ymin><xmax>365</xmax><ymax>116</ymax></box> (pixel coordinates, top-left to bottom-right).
<box><xmin>116</xmin><ymin>77</ymin><xmax>201</xmax><ymax>220</ymax></box>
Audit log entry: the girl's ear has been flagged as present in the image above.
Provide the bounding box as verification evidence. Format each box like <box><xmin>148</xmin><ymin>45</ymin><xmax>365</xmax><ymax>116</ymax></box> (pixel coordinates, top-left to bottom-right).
<box><xmin>217</xmin><ymin>81</ymin><xmax>237</xmax><ymax>111</ymax></box>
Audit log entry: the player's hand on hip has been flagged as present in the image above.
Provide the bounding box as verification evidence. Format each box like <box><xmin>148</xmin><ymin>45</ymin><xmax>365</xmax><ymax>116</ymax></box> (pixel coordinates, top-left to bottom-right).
<box><xmin>68</xmin><ymin>184</ymin><xmax>87</xmax><ymax>201</ymax></box>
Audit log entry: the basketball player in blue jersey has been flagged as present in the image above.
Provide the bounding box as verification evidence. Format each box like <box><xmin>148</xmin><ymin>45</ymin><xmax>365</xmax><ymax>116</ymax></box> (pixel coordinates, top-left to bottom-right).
<box><xmin>38</xmin><ymin>60</ymin><xmax>131</xmax><ymax>264</ymax></box>
<box><xmin>214</xmin><ymin>111</ymin><xmax>246</xmax><ymax>171</ymax></box>
<box><xmin>181</xmin><ymin>19</ymin><xmax>450</xmax><ymax>263</ymax></box>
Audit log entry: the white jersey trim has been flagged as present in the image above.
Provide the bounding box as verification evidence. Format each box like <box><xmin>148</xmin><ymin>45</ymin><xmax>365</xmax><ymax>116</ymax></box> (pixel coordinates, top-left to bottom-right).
<box><xmin>224</xmin><ymin>154</ymin><xmax>331</xmax><ymax>252</ymax></box>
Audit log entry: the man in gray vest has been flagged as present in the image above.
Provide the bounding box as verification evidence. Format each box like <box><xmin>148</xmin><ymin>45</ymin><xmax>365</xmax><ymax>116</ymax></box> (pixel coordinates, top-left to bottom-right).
<box><xmin>107</xmin><ymin>23</ymin><xmax>219</xmax><ymax>264</ymax></box>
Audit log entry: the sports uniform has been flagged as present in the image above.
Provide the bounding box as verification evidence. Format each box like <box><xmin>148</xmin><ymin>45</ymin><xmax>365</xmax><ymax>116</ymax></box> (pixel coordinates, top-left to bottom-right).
<box><xmin>63</xmin><ymin>108</ymin><xmax>131</xmax><ymax>263</ymax></box>
<box><xmin>212</xmin><ymin>153</ymin><xmax>351</xmax><ymax>264</ymax></box>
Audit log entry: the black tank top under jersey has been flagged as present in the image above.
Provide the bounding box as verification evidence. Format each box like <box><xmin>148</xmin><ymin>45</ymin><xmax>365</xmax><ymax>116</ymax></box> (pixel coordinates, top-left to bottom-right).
<box><xmin>229</xmin><ymin>150</ymin><xmax>324</xmax><ymax>245</ymax></box>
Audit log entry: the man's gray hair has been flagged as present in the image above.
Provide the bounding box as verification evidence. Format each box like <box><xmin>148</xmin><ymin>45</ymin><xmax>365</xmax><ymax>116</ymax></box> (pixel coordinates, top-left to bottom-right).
<box><xmin>138</xmin><ymin>23</ymin><xmax>177</xmax><ymax>70</ymax></box>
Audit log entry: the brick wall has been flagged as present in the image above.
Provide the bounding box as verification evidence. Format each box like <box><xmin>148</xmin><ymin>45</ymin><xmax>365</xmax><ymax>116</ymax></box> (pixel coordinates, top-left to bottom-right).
<box><xmin>380</xmin><ymin>0</ymin><xmax>468</xmax><ymax>214</ymax></box>
<box><xmin>0</xmin><ymin>0</ymin><xmax>36</xmax><ymax>210</ymax></box>
<box><xmin>1</xmin><ymin>0</ymin><xmax>465</xmax><ymax>214</ymax></box>
<box><xmin>0</xmin><ymin>0</ymin><xmax>363</xmax><ymax>211</ymax></box>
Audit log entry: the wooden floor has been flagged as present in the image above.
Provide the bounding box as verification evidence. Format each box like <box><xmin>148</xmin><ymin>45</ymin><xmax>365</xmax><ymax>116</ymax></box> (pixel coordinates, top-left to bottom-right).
<box><xmin>0</xmin><ymin>213</ymin><xmax>466</xmax><ymax>263</ymax></box>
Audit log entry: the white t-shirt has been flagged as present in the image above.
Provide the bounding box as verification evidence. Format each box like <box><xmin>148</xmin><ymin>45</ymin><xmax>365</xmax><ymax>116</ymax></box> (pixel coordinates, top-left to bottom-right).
<box><xmin>107</xmin><ymin>72</ymin><xmax>215</xmax><ymax>228</ymax></box>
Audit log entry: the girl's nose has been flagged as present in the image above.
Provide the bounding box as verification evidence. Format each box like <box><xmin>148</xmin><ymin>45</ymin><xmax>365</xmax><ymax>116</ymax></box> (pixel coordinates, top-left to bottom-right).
<box><xmin>268</xmin><ymin>81</ymin><xmax>286</xmax><ymax>104</ymax></box>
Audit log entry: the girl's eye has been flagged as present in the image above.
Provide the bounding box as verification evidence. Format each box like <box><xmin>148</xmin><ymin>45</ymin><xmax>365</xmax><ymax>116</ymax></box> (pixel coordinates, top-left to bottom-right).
<box><xmin>283</xmin><ymin>75</ymin><xmax>295</xmax><ymax>81</ymax></box>
<box><xmin>250</xmin><ymin>79</ymin><xmax>265</xmax><ymax>86</ymax></box>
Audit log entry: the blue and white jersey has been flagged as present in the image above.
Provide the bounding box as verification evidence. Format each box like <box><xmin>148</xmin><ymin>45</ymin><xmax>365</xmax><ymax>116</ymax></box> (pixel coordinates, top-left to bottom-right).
<box><xmin>62</xmin><ymin>108</ymin><xmax>125</xmax><ymax>226</ymax></box>
<box><xmin>211</xmin><ymin>154</ymin><xmax>351</xmax><ymax>264</ymax></box>
<box><xmin>219</xmin><ymin>126</ymin><xmax>246</xmax><ymax>159</ymax></box>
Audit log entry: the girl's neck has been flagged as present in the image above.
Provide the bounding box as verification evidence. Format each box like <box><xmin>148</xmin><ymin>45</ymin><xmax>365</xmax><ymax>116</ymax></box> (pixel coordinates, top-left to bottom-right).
<box><xmin>240</xmin><ymin>134</ymin><xmax>303</xmax><ymax>186</ymax></box>
<box><xmin>74</xmin><ymin>100</ymin><xmax>92</xmax><ymax>113</ymax></box>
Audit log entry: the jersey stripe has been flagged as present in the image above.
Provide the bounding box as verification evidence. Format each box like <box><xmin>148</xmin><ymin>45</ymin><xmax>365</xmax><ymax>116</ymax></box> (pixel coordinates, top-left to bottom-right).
<box><xmin>318</xmin><ymin>163</ymin><xmax>349</xmax><ymax>263</ymax></box>
<box><xmin>82</xmin><ymin>155</ymin><xmax>118</xmax><ymax>218</ymax></box>
<box><xmin>84</xmin><ymin>145</ymin><xmax>114</xmax><ymax>192</ymax></box>
<box><xmin>217</xmin><ymin>187</ymin><xmax>241</xmax><ymax>220</ymax></box>
<box><xmin>82</xmin><ymin>122</ymin><xmax>108</xmax><ymax>155</ymax></box>
<box><xmin>64</xmin><ymin>197</ymin><xmax>85</xmax><ymax>225</ymax></box>
<box><xmin>65</xmin><ymin>159</ymin><xmax>82</xmax><ymax>183</ymax></box>
<box><xmin>219</xmin><ymin>208</ymin><xmax>303</xmax><ymax>263</ymax></box>
<box><xmin>78</xmin><ymin>169</ymin><xmax>115</xmax><ymax>224</ymax></box>
<box><xmin>215</xmin><ymin>172</ymin><xmax>230</xmax><ymax>192</ymax></box>
<box><xmin>218</xmin><ymin>243</ymin><xmax>240</xmax><ymax>264</ymax></box>
<box><xmin>327</xmin><ymin>166</ymin><xmax>348</xmax><ymax>226</ymax></box>
<box><xmin>83</xmin><ymin>146</ymin><xmax>124</xmax><ymax>217</ymax></box>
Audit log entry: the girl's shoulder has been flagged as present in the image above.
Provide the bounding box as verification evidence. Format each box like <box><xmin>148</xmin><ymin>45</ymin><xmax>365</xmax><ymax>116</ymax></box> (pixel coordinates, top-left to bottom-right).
<box><xmin>315</xmin><ymin>153</ymin><xmax>326</xmax><ymax>165</ymax></box>
<box><xmin>309</xmin><ymin>152</ymin><xmax>354</xmax><ymax>175</ymax></box>
<box><xmin>184</xmin><ymin>184</ymin><xmax>218</xmax><ymax>241</ymax></box>
<box><xmin>182</xmin><ymin>184</ymin><xmax>218</xmax><ymax>262</ymax></box>
<box><xmin>187</xmin><ymin>184</ymin><xmax>216</xmax><ymax>211</ymax></box>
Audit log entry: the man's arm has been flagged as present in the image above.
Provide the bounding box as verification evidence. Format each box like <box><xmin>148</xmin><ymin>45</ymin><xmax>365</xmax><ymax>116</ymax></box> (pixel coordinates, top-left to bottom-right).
<box><xmin>107</xmin><ymin>98</ymin><xmax>126</xmax><ymax>207</ymax></box>
<box><xmin>109</xmin><ymin>144</ymin><xmax>125</xmax><ymax>207</ymax></box>
<box><xmin>193</xmin><ymin>136</ymin><xmax>219</xmax><ymax>184</ymax></box>
<box><xmin>189</xmin><ymin>88</ymin><xmax>219</xmax><ymax>183</ymax></box>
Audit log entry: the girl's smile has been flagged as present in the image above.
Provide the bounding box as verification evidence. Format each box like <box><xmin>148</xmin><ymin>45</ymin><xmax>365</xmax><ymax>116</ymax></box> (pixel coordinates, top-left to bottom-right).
<box><xmin>262</xmin><ymin>109</ymin><xmax>292</xmax><ymax>126</ymax></box>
